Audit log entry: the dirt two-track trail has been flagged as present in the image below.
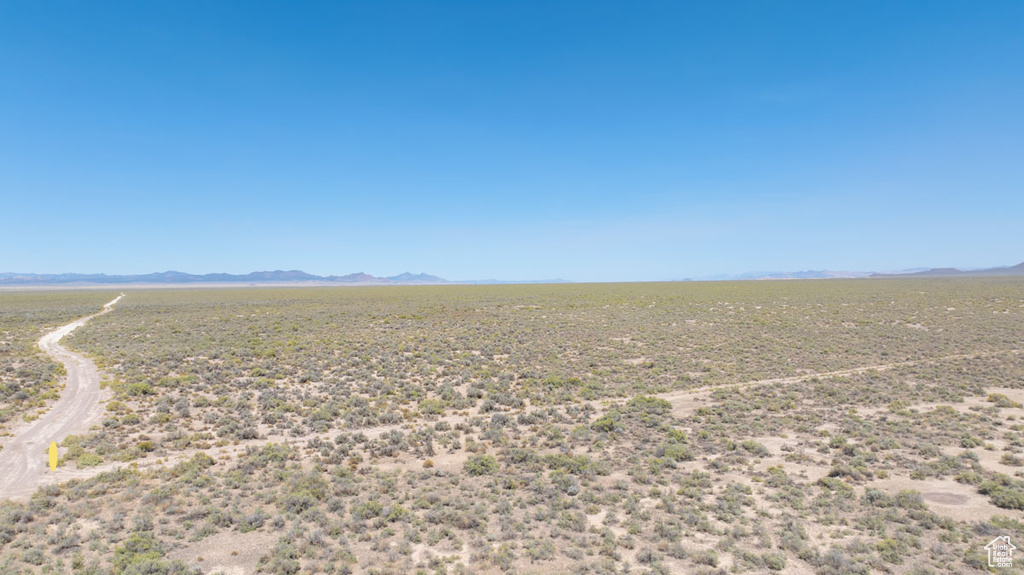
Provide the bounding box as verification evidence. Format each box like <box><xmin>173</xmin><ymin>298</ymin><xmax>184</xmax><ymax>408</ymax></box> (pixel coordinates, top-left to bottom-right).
<box><xmin>0</xmin><ymin>294</ymin><xmax>122</xmax><ymax>501</ymax></box>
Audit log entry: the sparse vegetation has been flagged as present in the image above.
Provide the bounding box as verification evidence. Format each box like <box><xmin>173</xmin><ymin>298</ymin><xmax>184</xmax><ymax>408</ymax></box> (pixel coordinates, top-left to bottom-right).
<box><xmin>2</xmin><ymin>278</ymin><xmax>1024</xmax><ymax>573</ymax></box>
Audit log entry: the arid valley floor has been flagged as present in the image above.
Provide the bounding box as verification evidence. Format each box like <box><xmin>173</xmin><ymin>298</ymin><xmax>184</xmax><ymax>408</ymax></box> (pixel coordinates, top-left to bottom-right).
<box><xmin>3</xmin><ymin>279</ymin><xmax>1024</xmax><ymax>574</ymax></box>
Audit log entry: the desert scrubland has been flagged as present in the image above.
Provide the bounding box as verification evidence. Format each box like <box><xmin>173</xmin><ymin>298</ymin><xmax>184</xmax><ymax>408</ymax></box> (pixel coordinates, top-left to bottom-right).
<box><xmin>3</xmin><ymin>279</ymin><xmax>1024</xmax><ymax>574</ymax></box>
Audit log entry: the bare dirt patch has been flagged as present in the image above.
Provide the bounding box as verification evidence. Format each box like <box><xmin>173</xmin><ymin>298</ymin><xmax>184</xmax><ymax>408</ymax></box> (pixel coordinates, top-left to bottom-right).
<box><xmin>166</xmin><ymin>529</ymin><xmax>277</xmax><ymax>575</ymax></box>
<box><xmin>869</xmin><ymin>477</ymin><xmax>1014</xmax><ymax>522</ymax></box>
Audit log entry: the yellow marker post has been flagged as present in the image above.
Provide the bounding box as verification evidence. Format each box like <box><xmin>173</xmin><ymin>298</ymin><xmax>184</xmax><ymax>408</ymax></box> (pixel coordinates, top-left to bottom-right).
<box><xmin>49</xmin><ymin>441</ymin><xmax>58</xmax><ymax>471</ymax></box>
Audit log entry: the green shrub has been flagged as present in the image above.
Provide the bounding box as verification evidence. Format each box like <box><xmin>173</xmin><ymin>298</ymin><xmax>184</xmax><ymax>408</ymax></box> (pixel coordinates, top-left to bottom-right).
<box><xmin>592</xmin><ymin>411</ymin><xmax>622</xmax><ymax>432</ymax></box>
<box><xmin>239</xmin><ymin>444</ymin><xmax>296</xmax><ymax>471</ymax></box>
<box><xmin>465</xmin><ymin>454</ymin><xmax>500</xmax><ymax>476</ymax></box>
<box><xmin>979</xmin><ymin>475</ymin><xmax>1024</xmax><ymax>510</ymax></box>
<box><xmin>525</xmin><ymin>540</ymin><xmax>556</xmax><ymax>562</ymax></box>
<box><xmin>558</xmin><ymin>510</ymin><xmax>587</xmax><ymax>532</ymax></box>
<box><xmin>172</xmin><ymin>452</ymin><xmax>215</xmax><ymax>478</ymax></box>
<box><xmin>877</xmin><ymin>537</ymin><xmax>907</xmax><ymax>564</ymax></box>
<box><xmin>893</xmin><ymin>490</ymin><xmax>926</xmax><ymax>509</ymax></box>
<box><xmin>692</xmin><ymin>548</ymin><xmax>718</xmax><ymax>566</ymax></box>
<box><xmin>550</xmin><ymin>470</ymin><xmax>581</xmax><ymax>495</ymax></box>
<box><xmin>740</xmin><ymin>440</ymin><xmax>771</xmax><ymax>457</ymax></box>
<box><xmin>657</xmin><ymin>443</ymin><xmax>695</xmax><ymax>462</ymax></box>
<box><xmin>418</xmin><ymin>398</ymin><xmax>445</xmax><ymax>416</ymax></box>
<box><xmin>77</xmin><ymin>453</ymin><xmax>103</xmax><ymax>467</ymax></box>
<box><xmin>763</xmin><ymin>551</ymin><xmax>786</xmax><ymax>571</ymax></box>
<box><xmin>628</xmin><ymin>396</ymin><xmax>672</xmax><ymax>415</ymax></box>
<box><xmin>22</xmin><ymin>547</ymin><xmax>44</xmax><ymax>565</ymax></box>
<box><xmin>385</xmin><ymin>504</ymin><xmax>408</xmax><ymax>523</ymax></box>
<box><xmin>123</xmin><ymin>382</ymin><xmax>155</xmax><ymax>397</ymax></box>
<box><xmin>961</xmin><ymin>436</ymin><xmax>984</xmax><ymax>448</ymax></box>
<box><xmin>351</xmin><ymin>500</ymin><xmax>384</xmax><ymax>521</ymax></box>
<box><xmin>542</xmin><ymin>453</ymin><xmax>605</xmax><ymax>475</ymax></box>
<box><xmin>112</xmin><ymin>532</ymin><xmax>193</xmax><ymax>574</ymax></box>
<box><xmin>666</xmin><ymin>428</ymin><xmax>687</xmax><ymax>443</ymax></box>
<box><xmin>989</xmin><ymin>393</ymin><xmax>1022</xmax><ymax>408</ymax></box>
<box><xmin>1001</xmin><ymin>453</ymin><xmax>1023</xmax><ymax>466</ymax></box>
<box><xmin>257</xmin><ymin>541</ymin><xmax>300</xmax><ymax>575</ymax></box>
<box><xmin>863</xmin><ymin>489</ymin><xmax>892</xmax><ymax>507</ymax></box>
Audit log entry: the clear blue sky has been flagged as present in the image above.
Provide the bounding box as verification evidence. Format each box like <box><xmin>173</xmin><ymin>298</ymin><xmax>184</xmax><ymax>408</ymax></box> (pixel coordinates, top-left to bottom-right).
<box><xmin>2</xmin><ymin>1</ymin><xmax>1022</xmax><ymax>281</ymax></box>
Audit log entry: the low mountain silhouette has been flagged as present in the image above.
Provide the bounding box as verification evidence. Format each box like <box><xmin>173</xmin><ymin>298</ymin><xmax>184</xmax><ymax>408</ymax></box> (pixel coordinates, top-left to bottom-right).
<box><xmin>870</xmin><ymin>261</ymin><xmax>1024</xmax><ymax>278</ymax></box>
<box><xmin>386</xmin><ymin>272</ymin><xmax>447</xmax><ymax>283</ymax></box>
<box><xmin>326</xmin><ymin>272</ymin><xmax>379</xmax><ymax>283</ymax></box>
<box><xmin>694</xmin><ymin>270</ymin><xmax>872</xmax><ymax>281</ymax></box>
<box><xmin>0</xmin><ymin>270</ymin><xmax>450</xmax><ymax>286</ymax></box>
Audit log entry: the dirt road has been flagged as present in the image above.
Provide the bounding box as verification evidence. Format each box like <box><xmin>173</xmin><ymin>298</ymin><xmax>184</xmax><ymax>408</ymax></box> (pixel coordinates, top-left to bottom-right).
<box><xmin>0</xmin><ymin>294</ymin><xmax>122</xmax><ymax>501</ymax></box>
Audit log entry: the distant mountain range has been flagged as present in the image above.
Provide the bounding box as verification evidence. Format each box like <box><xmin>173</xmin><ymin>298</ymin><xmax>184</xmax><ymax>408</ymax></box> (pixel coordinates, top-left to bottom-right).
<box><xmin>2</xmin><ymin>261</ymin><xmax>1022</xmax><ymax>286</ymax></box>
<box><xmin>685</xmin><ymin>261</ymin><xmax>1024</xmax><ymax>281</ymax></box>
<box><xmin>692</xmin><ymin>270</ymin><xmax>874</xmax><ymax>281</ymax></box>
<box><xmin>0</xmin><ymin>270</ymin><xmax>451</xmax><ymax>286</ymax></box>
<box><xmin>869</xmin><ymin>261</ymin><xmax>1024</xmax><ymax>278</ymax></box>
